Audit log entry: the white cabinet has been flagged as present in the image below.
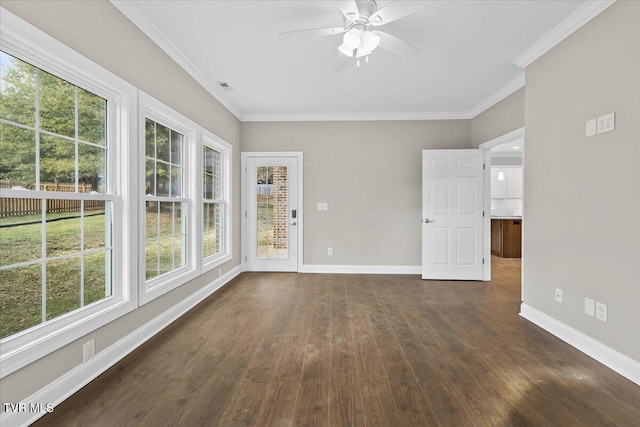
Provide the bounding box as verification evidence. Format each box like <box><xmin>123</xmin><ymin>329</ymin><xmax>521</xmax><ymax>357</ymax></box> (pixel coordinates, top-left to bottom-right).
<box><xmin>491</xmin><ymin>169</ymin><xmax>506</xmax><ymax>198</ymax></box>
<box><xmin>506</xmin><ymin>168</ymin><xmax>523</xmax><ymax>199</ymax></box>
<box><xmin>491</xmin><ymin>167</ymin><xmax>522</xmax><ymax>199</ymax></box>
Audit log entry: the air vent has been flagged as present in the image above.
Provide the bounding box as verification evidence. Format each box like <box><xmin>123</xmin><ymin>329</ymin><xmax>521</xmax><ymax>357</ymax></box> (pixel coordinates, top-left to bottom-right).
<box><xmin>216</xmin><ymin>81</ymin><xmax>233</xmax><ymax>91</ymax></box>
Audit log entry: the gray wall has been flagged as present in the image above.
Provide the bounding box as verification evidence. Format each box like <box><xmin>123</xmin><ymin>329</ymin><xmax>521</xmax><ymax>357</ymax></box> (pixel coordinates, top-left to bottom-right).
<box><xmin>471</xmin><ymin>87</ymin><xmax>525</xmax><ymax>146</ymax></box>
<box><xmin>0</xmin><ymin>1</ymin><xmax>242</xmax><ymax>404</ymax></box>
<box><xmin>241</xmin><ymin>120</ymin><xmax>470</xmax><ymax>265</ymax></box>
<box><xmin>523</xmin><ymin>0</ymin><xmax>640</xmax><ymax>362</ymax></box>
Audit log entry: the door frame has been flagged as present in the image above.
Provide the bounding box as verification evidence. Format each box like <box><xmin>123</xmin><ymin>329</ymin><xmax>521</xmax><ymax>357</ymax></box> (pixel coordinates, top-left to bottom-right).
<box><xmin>241</xmin><ymin>151</ymin><xmax>304</xmax><ymax>272</ymax></box>
<box><xmin>478</xmin><ymin>127</ymin><xmax>525</xmax><ymax>283</ymax></box>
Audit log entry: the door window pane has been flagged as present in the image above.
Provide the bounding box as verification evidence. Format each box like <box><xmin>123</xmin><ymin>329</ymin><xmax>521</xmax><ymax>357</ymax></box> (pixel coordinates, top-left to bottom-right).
<box><xmin>257</xmin><ymin>166</ymin><xmax>287</xmax><ymax>259</ymax></box>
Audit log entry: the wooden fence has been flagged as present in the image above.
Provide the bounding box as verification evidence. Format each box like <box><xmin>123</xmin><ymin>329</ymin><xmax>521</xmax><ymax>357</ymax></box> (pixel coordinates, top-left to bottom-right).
<box><xmin>0</xmin><ymin>181</ymin><xmax>103</xmax><ymax>218</ymax></box>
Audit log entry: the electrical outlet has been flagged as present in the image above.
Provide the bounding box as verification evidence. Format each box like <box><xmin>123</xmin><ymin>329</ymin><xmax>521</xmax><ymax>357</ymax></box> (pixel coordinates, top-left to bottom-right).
<box><xmin>596</xmin><ymin>302</ymin><xmax>607</xmax><ymax>322</ymax></box>
<box><xmin>317</xmin><ymin>203</ymin><xmax>328</xmax><ymax>211</ymax></box>
<box><xmin>327</xmin><ymin>248</ymin><xmax>333</xmax><ymax>256</ymax></box>
<box><xmin>83</xmin><ymin>339</ymin><xmax>95</xmax><ymax>363</ymax></box>
<box><xmin>596</xmin><ymin>112</ymin><xmax>615</xmax><ymax>134</ymax></box>
<box><xmin>586</xmin><ymin>118</ymin><xmax>597</xmax><ymax>137</ymax></box>
<box><xmin>555</xmin><ymin>288</ymin><xmax>563</xmax><ymax>303</ymax></box>
<box><xmin>584</xmin><ymin>297</ymin><xmax>595</xmax><ymax>317</ymax></box>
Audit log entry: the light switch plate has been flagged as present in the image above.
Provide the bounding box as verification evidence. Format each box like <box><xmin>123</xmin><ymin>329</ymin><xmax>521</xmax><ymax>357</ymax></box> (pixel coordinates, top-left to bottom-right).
<box><xmin>584</xmin><ymin>297</ymin><xmax>595</xmax><ymax>317</ymax></box>
<box><xmin>586</xmin><ymin>119</ymin><xmax>597</xmax><ymax>137</ymax></box>
<box><xmin>597</xmin><ymin>112</ymin><xmax>615</xmax><ymax>134</ymax></box>
<box><xmin>596</xmin><ymin>302</ymin><xmax>607</xmax><ymax>322</ymax></box>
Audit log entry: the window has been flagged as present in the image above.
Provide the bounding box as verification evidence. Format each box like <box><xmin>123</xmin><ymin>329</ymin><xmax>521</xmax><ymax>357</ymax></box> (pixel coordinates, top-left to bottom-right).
<box><xmin>139</xmin><ymin>92</ymin><xmax>198</xmax><ymax>303</ymax></box>
<box><xmin>0</xmin><ymin>11</ymin><xmax>137</xmax><ymax>378</ymax></box>
<box><xmin>0</xmin><ymin>52</ymin><xmax>113</xmax><ymax>340</ymax></box>
<box><xmin>202</xmin><ymin>129</ymin><xmax>231</xmax><ymax>268</ymax></box>
<box><xmin>144</xmin><ymin>118</ymin><xmax>186</xmax><ymax>280</ymax></box>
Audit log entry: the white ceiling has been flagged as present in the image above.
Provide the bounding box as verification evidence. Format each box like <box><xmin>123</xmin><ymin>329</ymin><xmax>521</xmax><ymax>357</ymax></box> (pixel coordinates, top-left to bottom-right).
<box><xmin>114</xmin><ymin>0</ymin><xmax>587</xmax><ymax>120</ymax></box>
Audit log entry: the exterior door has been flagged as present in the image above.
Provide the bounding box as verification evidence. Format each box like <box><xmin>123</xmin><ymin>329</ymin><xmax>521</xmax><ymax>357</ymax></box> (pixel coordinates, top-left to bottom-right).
<box><xmin>422</xmin><ymin>149</ymin><xmax>484</xmax><ymax>280</ymax></box>
<box><xmin>244</xmin><ymin>155</ymin><xmax>298</xmax><ymax>271</ymax></box>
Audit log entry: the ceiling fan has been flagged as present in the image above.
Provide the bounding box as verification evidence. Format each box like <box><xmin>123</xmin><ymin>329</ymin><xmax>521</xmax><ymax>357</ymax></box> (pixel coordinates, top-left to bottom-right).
<box><xmin>278</xmin><ymin>0</ymin><xmax>423</xmax><ymax>71</ymax></box>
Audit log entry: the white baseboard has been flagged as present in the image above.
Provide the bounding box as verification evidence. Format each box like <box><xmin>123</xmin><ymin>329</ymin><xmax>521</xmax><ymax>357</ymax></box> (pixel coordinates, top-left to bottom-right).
<box><xmin>0</xmin><ymin>265</ymin><xmax>242</xmax><ymax>427</ymax></box>
<box><xmin>299</xmin><ymin>264</ymin><xmax>421</xmax><ymax>275</ymax></box>
<box><xmin>520</xmin><ymin>303</ymin><xmax>640</xmax><ymax>387</ymax></box>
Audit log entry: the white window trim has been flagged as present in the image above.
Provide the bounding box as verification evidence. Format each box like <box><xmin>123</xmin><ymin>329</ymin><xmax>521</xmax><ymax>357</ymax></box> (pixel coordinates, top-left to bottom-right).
<box><xmin>0</xmin><ymin>8</ymin><xmax>138</xmax><ymax>378</ymax></box>
<box><xmin>201</xmin><ymin>128</ymin><xmax>233</xmax><ymax>272</ymax></box>
<box><xmin>138</xmin><ymin>91</ymin><xmax>200</xmax><ymax>305</ymax></box>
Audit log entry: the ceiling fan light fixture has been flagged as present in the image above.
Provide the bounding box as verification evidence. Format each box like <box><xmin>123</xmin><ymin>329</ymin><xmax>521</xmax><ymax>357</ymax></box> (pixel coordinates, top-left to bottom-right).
<box><xmin>343</xmin><ymin>28</ymin><xmax>361</xmax><ymax>49</ymax></box>
<box><xmin>338</xmin><ymin>42</ymin><xmax>354</xmax><ymax>57</ymax></box>
<box><xmin>356</xmin><ymin>45</ymin><xmax>372</xmax><ymax>58</ymax></box>
<box><xmin>362</xmin><ymin>31</ymin><xmax>381</xmax><ymax>51</ymax></box>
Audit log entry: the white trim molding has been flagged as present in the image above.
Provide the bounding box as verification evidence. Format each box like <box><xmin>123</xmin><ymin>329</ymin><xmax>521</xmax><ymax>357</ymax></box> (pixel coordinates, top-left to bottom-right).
<box><xmin>520</xmin><ymin>303</ymin><xmax>640</xmax><ymax>387</ymax></box>
<box><xmin>513</xmin><ymin>1</ymin><xmax>616</xmax><ymax>68</ymax></box>
<box><xmin>467</xmin><ymin>74</ymin><xmax>525</xmax><ymax>118</ymax></box>
<box><xmin>242</xmin><ymin>111</ymin><xmax>471</xmax><ymax>122</ymax></box>
<box><xmin>109</xmin><ymin>0</ymin><xmax>242</xmax><ymax>119</ymax></box>
<box><xmin>300</xmin><ymin>264</ymin><xmax>421</xmax><ymax>275</ymax></box>
<box><xmin>0</xmin><ymin>266</ymin><xmax>243</xmax><ymax>427</ymax></box>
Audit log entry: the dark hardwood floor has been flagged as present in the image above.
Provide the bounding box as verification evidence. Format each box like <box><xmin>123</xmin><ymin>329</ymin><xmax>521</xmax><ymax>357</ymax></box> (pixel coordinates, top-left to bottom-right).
<box><xmin>35</xmin><ymin>257</ymin><xmax>640</xmax><ymax>426</ymax></box>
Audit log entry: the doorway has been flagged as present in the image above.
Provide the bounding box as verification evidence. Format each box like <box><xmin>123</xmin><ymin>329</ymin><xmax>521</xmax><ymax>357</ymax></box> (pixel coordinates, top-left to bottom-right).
<box><xmin>241</xmin><ymin>152</ymin><xmax>303</xmax><ymax>272</ymax></box>
<box><xmin>479</xmin><ymin>127</ymin><xmax>524</xmax><ymax>288</ymax></box>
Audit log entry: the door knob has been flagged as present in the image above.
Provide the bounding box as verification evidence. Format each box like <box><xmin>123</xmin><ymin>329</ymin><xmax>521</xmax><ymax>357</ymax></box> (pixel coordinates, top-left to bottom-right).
<box><xmin>423</xmin><ymin>219</ymin><xmax>435</xmax><ymax>224</ymax></box>
<box><xmin>289</xmin><ymin>221</ymin><xmax>297</xmax><ymax>226</ymax></box>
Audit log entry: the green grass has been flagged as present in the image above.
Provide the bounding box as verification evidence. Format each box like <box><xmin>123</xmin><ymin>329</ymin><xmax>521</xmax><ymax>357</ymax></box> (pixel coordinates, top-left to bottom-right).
<box><xmin>0</xmin><ymin>212</ymin><xmax>110</xmax><ymax>339</ymax></box>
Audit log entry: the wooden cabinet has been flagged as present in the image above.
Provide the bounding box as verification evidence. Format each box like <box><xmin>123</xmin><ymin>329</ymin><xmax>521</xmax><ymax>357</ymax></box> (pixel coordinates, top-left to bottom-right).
<box><xmin>491</xmin><ymin>219</ymin><xmax>522</xmax><ymax>258</ymax></box>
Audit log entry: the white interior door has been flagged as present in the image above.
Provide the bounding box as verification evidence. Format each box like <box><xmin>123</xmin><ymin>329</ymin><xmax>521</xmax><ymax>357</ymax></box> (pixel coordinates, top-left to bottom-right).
<box><xmin>422</xmin><ymin>149</ymin><xmax>484</xmax><ymax>280</ymax></box>
<box><xmin>245</xmin><ymin>155</ymin><xmax>298</xmax><ymax>271</ymax></box>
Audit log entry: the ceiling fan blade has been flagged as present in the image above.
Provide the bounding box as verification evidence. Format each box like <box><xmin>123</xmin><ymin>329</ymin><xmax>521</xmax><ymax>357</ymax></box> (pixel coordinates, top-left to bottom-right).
<box><xmin>374</xmin><ymin>31</ymin><xmax>419</xmax><ymax>56</ymax></box>
<box><xmin>333</xmin><ymin>52</ymin><xmax>351</xmax><ymax>73</ymax></box>
<box><xmin>370</xmin><ymin>1</ymin><xmax>424</xmax><ymax>26</ymax></box>
<box><xmin>337</xmin><ymin>0</ymin><xmax>359</xmax><ymax>20</ymax></box>
<box><xmin>278</xmin><ymin>27</ymin><xmax>347</xmax><ymax>40</ymax></box>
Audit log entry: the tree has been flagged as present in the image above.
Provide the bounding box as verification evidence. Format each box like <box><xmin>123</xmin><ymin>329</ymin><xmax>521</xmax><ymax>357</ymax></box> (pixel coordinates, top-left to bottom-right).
<box><xmin>0</xmin><ymin>51</ymin><xmax>106</xmax><ymax>191</ymax></box>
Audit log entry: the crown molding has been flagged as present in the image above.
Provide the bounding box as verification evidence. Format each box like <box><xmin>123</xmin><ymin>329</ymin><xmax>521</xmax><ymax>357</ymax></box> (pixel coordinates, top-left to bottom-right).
<box><xmin>242</xmin><ymin>110</ymin><xmax>472</xmax><ymax>122</ymax></box>
<box><xmin>109</xmin><ymin>0</ymin><xmax>242</xmax><ymax>120</ymax></box>
<box><xmin>513</xmin><ymin>0</ymin><xmax>616</xmax><ymax>68</ymax></box>
<box><xmin>467</xmin><ymin>73</ymin><xmax>525</xmax><ymax>118</ymax></box>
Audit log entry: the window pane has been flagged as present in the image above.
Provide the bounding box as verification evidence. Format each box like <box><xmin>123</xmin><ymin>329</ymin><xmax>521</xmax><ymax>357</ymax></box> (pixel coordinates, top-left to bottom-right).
<box><xmin>84</xmin><ymin>250</ymin><xmax>109</xmax><ymax>306</ymax></box>
<box><xmin>145</xmin><ymin>201</ymin><xmax>159</xmax><ymax>239</ymax></box>
<box><xmin>145</xmin><ymin>241</ymin><xmax>159</xmax><ymax>280</ymax></box>
<box><xmin>173</xmin><ymin>235</ymin><xmax>185</xmax><ymax>269</ymax></box>
<box><xmin>39</xmin><ymin>70</ymin><xmax>75</xmax><ymax>138</ymax></box>
<box><xmin>84</xmin><ymin>200</ymin><xmax>107</xmax><ymax>250</ymax></box>
<box><xmin>156</xmin><ymin>123</ymin><xmax>170</xmax><ymax>163</ymax></box>
<box><xmin>204</xmin><ymin>173</ymin><xmax>213</xmax><ymax>200</ymax></box>
<box><xmin>170</xmin><ymin>130</ymin><xmax>183</xmax><ymax>165</ymax></box>
<box><xmin>0</xmin><ymin>124</ymin><xmax>36</xmax><ymax>189</ymax></box>
<box><xmin>158</xmin><ymin>237</ymin><xmax>173</xmax><ymax>275</ymax></box>
<box><xmin>173</xmin><ymin>203</ymin><xmax>183</xmax><ymax>235</ymax></box>
<box><xmin>0</xmin><ymin>264</ymin><xmax>42</xmax><ymax>339</ymax></box>
<box><xmin>78</xmin><ymin>142</ymin><xmax>106</xmax><ymax>193</ymax></box>
<box><xmin>0</xmin><ymin>51</ymin><xmax>36</xmax><ymax>127</ymax></box>
<box><xmin>214</xmin><ymin>150</ymin><xmax>222</xmax><ymax>200</ymax></box>
<box><xmin>257</xmin><ymin>166</ymin><xmax>287</xmax><ymax>258</ymax></box>
<box><xmin>40</xmin><ymin>135</ymin><xmax>75</xmax><ymax>190</ymax></box>
<box><xmin>203</xmin><ymin>146</ymin><xmax>214</xmax><ymax>174</ymax></box>
<box><xmin>0</xmin><ymin>202</ymin><xmax>42</xmax><ymax>266</ymax></box>
<box><xmin>170</xmin><ymin>165</ymin><xmax>182</xmax><ymax>197</ymax></box>
<box><xmin>145</xmin><ymin>158</ymin><xmax>155</xmax><ymax>196</ymax></box>
<box><xmin>159</xmin><ymin>202</ymin><xmax>174</xmax><ymax>237</ymax></box>
<box><xmin>46</xmin><ymin>202</ymin><xmax>81</xmax><ymax>257</ymax></box>
<box><xmin>46</xmin><ymin>256</ymin><xmax>81</xmax><ymax>320</ymax></box>
<box><xmin>145</xmin><ymin>118</ymin><xmax>155</xmax><ymax>158</ymax></box>
<box><xmin>78</xmin><ymin>87</ymin><xmax>106</xmax><ymax>145</ymax></box>
<box><xmin>215</xmin><ymin>203</ymin><xmax>224</xmax><ymax>254</ymax></box>
<box><xmin>156</xmin><ymin>162</ymin><xmax>169</xmax><ymax>196</ymax></box>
